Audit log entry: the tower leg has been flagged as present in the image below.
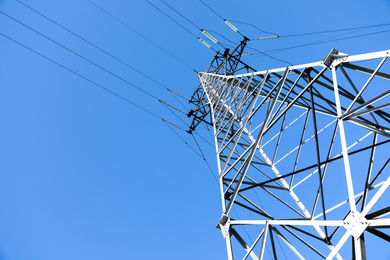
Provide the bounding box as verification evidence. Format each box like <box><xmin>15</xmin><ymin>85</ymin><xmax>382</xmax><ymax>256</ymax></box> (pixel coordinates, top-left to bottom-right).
<box><xmin>352</xmin><ymin>234</ymin><xmax>366</xmax><ymax>260</ymax></box>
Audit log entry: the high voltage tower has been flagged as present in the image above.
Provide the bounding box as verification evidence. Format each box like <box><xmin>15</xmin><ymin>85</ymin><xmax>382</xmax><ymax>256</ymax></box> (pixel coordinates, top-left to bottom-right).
<box><xmin>189</xmin><ymin>39</ymin><xmax>390</xmax><ymax>259</ymax></box>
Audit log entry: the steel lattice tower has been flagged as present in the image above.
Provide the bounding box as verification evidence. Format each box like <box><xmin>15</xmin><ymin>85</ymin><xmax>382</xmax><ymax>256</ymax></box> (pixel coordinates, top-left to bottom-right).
<box><xmin>189</xmin><ymin>41</ymin><xmax>390</xmax><ymax>259</ymax></box>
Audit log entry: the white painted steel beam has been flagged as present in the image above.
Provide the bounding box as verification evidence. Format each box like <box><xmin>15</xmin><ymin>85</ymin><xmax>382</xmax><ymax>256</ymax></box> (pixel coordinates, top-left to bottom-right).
<box><xmin>194</xmin><ymin>48</ymin><xmax>390</xmax><ymax>259</ymax></box>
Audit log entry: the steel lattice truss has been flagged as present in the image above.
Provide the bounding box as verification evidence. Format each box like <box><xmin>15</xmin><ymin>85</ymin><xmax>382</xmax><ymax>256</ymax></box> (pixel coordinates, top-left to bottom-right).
<box><xmin>191</xmin><ymin>48</ymin><xmax>390</xmax><ymax>259</ymax></box>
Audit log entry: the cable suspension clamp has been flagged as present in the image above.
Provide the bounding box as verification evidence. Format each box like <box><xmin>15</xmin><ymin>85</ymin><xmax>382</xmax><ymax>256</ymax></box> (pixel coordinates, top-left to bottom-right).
<box><xmin>322</xmin><ymin>48</ymin><xmax>349</xmax><ymax>68</ymax></box>
<box><xmin>217</xmin><ymin>214</ymin><xmax>231</xmax><ymax>238</ymax></box>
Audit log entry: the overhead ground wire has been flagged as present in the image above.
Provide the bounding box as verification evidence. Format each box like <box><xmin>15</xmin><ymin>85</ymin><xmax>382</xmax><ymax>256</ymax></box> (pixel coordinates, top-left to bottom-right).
<box><xmin>222</xmin><ymin>20</ymin><xmax>390</xmax><ymax>43</ymax></box>
<box><xmin>205</xmin><ymin>30</ymin><xmax>237</xmax><ymax>45</ymax></box>
<box><xmin>160</xmin><ymin>0</ymin><xmax>201</xmax><ymax>30</ymax></box>
<box><xmin>262</xmin><ymin>28</ymin><xmax>390</xmax><ymax>54</ymax></box>
<box><xmin>246</xmin><ymin>46</ymin><xmax>292</xmax><ymax>65</ymax></box>
<box><xmin>0</xmin><ymin>31</ymin><xmax>167</xmax><ymax>122</ymax></box>
<box><xmin>197</xmin><ymin>0</ymin><xmax>247</xmax><ymax>38</ymax></box>
<box><xmin>197</xmin><ymin>0</ymin><xmax>224</xmax><ymax>20</ymax></box>
<box><xmin>144</xmin><ymin>0</ymin><xmax>218</xmax><ymax>52</ymax></box>
<box><xmin>0</xmin><ymin>29</ymin><xmax>210</xmax><ymax>172</ymax></box>
<box><xmin>0</xmin><ymin>30</ymin><xmax>213</xmax><ymax>178</ymax></box>
<box><xmin>81</xmin><ymin>2</ymin><xmax>220</xmax><ymax>163</ymax></box>
<box><xmin>193</xmin><ymin>131</ymin><xmax>215</xmax><ymax>148</ymax></box>
<box><xmin>279</xmin><ymin>22</ymin><xmax>390</xmax><ymax>38</ymax></box>
<box><xmin>162</xmin><ymin>103</ymin><xmax>190</xmax><ymax>128</ymax></box>
<box><xmin>162</xmin><ymin>119</ymin><xmax>218</xmax><ymax>184</ymax></box>
<box><xmin>145</xmin><ymin>0</ymin><xmax>214</xmax><ymax>51</ymax></box>
<box><xmin>145</xmin><ymin>0</ymin><xmax>198</xmax><ymax>38</ymax></box>
<box><xmin>16</xmin><ymin>0</ymin><xmax>190</xmax><ymax>112</ymax></box>
<box><xmin>225</xmin><ymin>19</ymin><xmax>279</xmax><ymax>37</ymax></box>
<box><xmin>191</xmin><ymin>133</ymin><xmax>219</xmax><ymax>184</ymax></box>
<box><xmin>86</xmin><ymin>0</ymin><xmax>195</xmax><ymax>71</ymax></box>
<box><xmin>194</xmin><ymin>1</ymin><xmax>294</xmax><ymax>65</ymax></box>
<box><xmin>163</xmin><ymin>121</ymin><xmax>202</xmax><ymax>158</ymax></box>
<box><xmin>6</xmin><ymin>1</ymin><xmax>226</xmax><ymax>189</ymax></box>
<box><xmin>194</xmin><ymin>2</ymin><xmax>390</xmax><ymax>65</ymax></box>
<box><xmin>0</xmin><ymin>11</ymin><xmax>185</xmax><ymax>112</ymax></box>
<box><xmin>159</xmin><ymin>0</ymin><xmax>226</xmax><ymax>49</ymax></box>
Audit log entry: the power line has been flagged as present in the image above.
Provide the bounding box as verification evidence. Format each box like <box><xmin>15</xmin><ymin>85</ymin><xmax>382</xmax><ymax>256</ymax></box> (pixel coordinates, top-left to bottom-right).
<box><xmin>16</xmin><ymin>0</ymin><xmax>190</xmax><ymax>111</ymax></box>
<box><xmin>144</xmin><ymin>0</ymin><xmax>218</xmax><ymax>52</ymax></box>
<box><xmin>205</xmin><ymin>30</ymin><xmax>238</xmax><ymax>45</ymax></box>
<box><xmin>245</xmin><ymin>46</ymin><xmax>292</xmax><ymax>66</ymax></box>
<box><xmin>279</xmin><ymin>22</ymin><xmax>390</xmax><ymax>38</ymax></box>
<box><xmin>161</xmin><ymin>102</ymin><xmax>190</xmax><ymax>128</ymax></box>
<box><xmin>145</xmin><ymin>0</ymin><xmax>198</xmax><ymax>38</ymax></box>
<box><xmin>196</xmin><ymin>0</ymin><xmax>246</xmax><ymax>39</ymax></box>
<box><xmin>0</xmin><ymin>31</ymin><xmax>170</xmax><ymax>124</ymax></box>
<box><xmin>262</xmin><ymin>28</ymin><xmax>390</xmax><ymax>54</ymax></box>
<box><xmin>193</xmin><ymin>131</ymin><xmax>214</xmax><ymax>148</ymax></box>
<box><xmin>186</xmin><ymin>3</ymin><xmax>289</xmax><ymax>64</ymax></box>
<box><xmin>196</xmin><ymin>30</ymin><xmax>236</xmax><ymax>50</ymax></box>
<box><xmin>86</xmin><ymin>0</ymin><xmax>195</xmax><ymax>71</ymax></box>
<box><xmin>163</xmin><ymin>120</ymin><xmax>203</xmax><ymax>157</ymax></box>
<box><xmin>197</xmin><ymin>0</ymin><xmax>390</xmax><ymax>46</ymax></box>
<box><xmin>162</xmin><ymin>120</ymin><xmax>218</xmax><ymax>184</ymax></box>
<box><xmin>159</xmin><ymin>0</ymin><xmax>226</xmax><ymax>50</ymax></box>
<box><xmin>160</xmin><ymin>106</ymin><xmax>219</xmax><ymax>184</ymax></box>
<box><xmin>1</xmin><ymin>29</ymin><xmax>210</xmax><ymax>184</ymax></box>
<box><xmin>215</xmin><ymin>19</ymin><xmax>390</xmax><ymax>43</ymax></box>
<box><xmin>0</xmin><ymin>11</ymin><xmax>182</xmax><ymax>111</ymax></box>
<box><xmin>228</xmin><ymin>19</ymin><xmax>279</xmax><ymax>37</ymax></box>
<box><xmin>191</xmin><ymin>133</ymin><xmax>219</xmax><ymax>184</ymax></box>
<box><xmin>201</xmin><ymin>29</ymin><xmax>291</xmax><ymax>65</ymax></box>
<box><xmin>202</xmin><ymin>30</ymin><xmax>291</xmax><ymax>65</ymax></box>
<box><xmin>197</xmin><ymin>0</ymin><xmax>224</xmax><ymax>20</ymax></box>
<box><xmin>160</xmin><ymin>0</ymin><xmax>201</xmax><ymax>31</ymax></box>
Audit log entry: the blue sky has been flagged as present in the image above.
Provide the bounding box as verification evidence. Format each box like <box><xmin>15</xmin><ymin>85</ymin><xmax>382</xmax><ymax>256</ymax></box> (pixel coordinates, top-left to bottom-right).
<box><xmin>0</xmin><ymin>0</ymin><xmax>389</xmax><ymax>259</ymax></box>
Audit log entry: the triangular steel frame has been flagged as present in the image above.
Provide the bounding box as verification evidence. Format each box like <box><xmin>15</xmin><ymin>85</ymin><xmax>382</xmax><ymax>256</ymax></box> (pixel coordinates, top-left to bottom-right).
<box><xmin>192</xmin><ymin>46</ymin><xmax>390</xmax><ymax>259</ymax></box>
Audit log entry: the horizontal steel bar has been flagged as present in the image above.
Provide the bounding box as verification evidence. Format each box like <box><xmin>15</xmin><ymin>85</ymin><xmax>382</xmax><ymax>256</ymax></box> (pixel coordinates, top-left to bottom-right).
<box><xmin>230</xmin><ymin>219</ymin><xmax>344</xmax><ymax>226</ymax></box>
<box><xmin>343</xmin><ymin>62</ymin><xmax>390</xmax><ymax>80</ymax></box>
<box><xmin>200</xmin><ymin>49</ymin><xmax>390</xmax><ymax>79</ymax></box>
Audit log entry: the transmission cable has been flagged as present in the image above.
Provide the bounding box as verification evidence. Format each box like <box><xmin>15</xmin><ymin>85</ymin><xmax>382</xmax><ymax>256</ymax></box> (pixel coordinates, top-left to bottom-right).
<box><xmin>197</xmin><ymin>0</ymin><xmax>247</xmax><ymax>39</ymax></box>
<box><xmin>163</xmin><ymin>121</ymin><xmax>202</xmax><ymax>158</ymax></box>
<box><xmin>205</xmin><ymin>29</ymin><xmax>238</xmax><ymax>45</ymax></box>
<box><xmin>0</xmin><ymin>11</ymin><xmax>188</xmax><ymax>116</ymax></box>
<box><xmin>144</xmin><ymin>0</ymin><xmax>217</xmax><ymax>52</ymax></box>
<box><xmin>159</xmin><ymin>0</ymin><xmax>226</xmax><ymax>49</ymax></box>
<box><xmin>3</xmin><ymin>26</ymin><xmax>215</xmax><ymax>187</ymax></box>
<box><xmin>164</xmin><ymin>113</ymin><xmax>218</xmax><ymax>184</ymax></box>
<box><xmin>224</xmin><ymin>20</ymin><xmax>390</xmax><ymax>41</ymax></box>
<box><xmin>0</xmin><ymin>31</ymin><xmax>178</xmax><ymax>127</ymax></box>
<box><xmin>145</xmin><ymin>0</ymin><xmax>198</xmax><ymax>38</ymax></box>
<box><xmin>279</xmin><ymin>22</ymin><xmax>390</xmax><ymax>38</ymax></box>
<box><xmin>2</xmin><ymin>28</ymin><xmax>208</xmax><ymax>172</ymax></box>
<box><xmin>161</xmin><ymin>0</ymin><xmax>201</xmax><ymax>31</ymax></box>
<box><xmin>193</xmin><ymin>2</ymin><xmax>291</xmax><ymax>65</ymax></box>
<box><xmin>228</xmin><ymin>20</ymin><xmax>279</xmax><ymax>39</ymax></box>
<box><xmin>198</xmin><ymin>0</ymin><xmax>223</xmax><ymax>20</ymax></box>
<box><xmin>16</xmin><ymin>0</ymin><xmax>190</xmax><ymax>112</ymax></box>
<box><xmin>191</xmin><ymin>133</ymin><xmax>219</xmax><ymax>184</ymax></box>
<box><xmin>87</xmin><ymin>0</ymin><xmax>195</xmax><ymax>71</ymax></box>
<box><xmin>248</xmin><ymin>22</ymin><xmax>390</xmax><ymax>57</ymax></box>
<box><xmin>161</xmin><ymin>102</ymin><xmax>190</xmax><ymax>129</ymax></box>
<box><xmin>262</xmin><ymin>28</ymin><xmax>390</xmax><ymax>54</ymax></box>
<box><xmin>203</xmin><ymin>29</ymin><xmax>291</xmax><ymax>65</ymax></box>
<box><xmin>246</xmin><ymin>46</ymin><xmax>292</xmax><ymax>66</ymax></box>
<box><xmin>193</xmin><ymin>130</ymin><xmax>214</xmax><ymax>148</ymax></box>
